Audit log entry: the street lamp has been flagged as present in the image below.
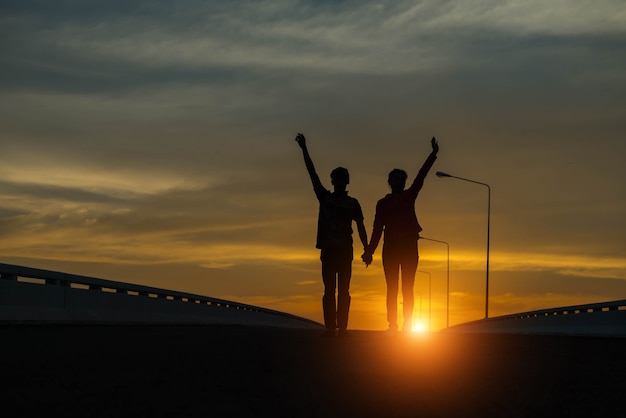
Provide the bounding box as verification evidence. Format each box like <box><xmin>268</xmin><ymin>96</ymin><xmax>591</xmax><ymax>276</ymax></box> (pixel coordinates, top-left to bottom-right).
<box><xmin>416</xmin><ymin>270</ymin><xmax>431</xmax><ymax>330</ymax></box>
<box><xmin>419</xmin><ymin>236</ymin><xmax>450</xmax><ymax>327</ymax></box>
<box><xmin>436</xmin><ymin>171</ymin><xmax>491</xmax><ymax>319</ymax></box>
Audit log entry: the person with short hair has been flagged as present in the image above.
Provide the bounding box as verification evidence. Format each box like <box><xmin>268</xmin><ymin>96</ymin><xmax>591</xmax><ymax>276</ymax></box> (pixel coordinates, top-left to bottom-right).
<box><xmin>295</xmin><ymin>133</ymin><xmax>368</xmax><ymax>337</ymax></box>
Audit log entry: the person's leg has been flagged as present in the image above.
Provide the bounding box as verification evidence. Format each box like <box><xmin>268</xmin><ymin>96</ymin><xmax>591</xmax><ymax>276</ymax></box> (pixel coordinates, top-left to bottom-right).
<box><xmin>336</xmin><ymin>256</ymin><xmax>352</xmax><ymax>332</ymax></box>
<box><xmin>320</xmin><ymin>251</ymin><xmax>338</xmax><ymax>332</ymax></box>
<box><xmin>382</xmin><ymin>248</ymin><xmax>400</xmax><ymax>331</ymax></box>
<box><xmin>400</xmin><ymin>241</ymin><xmax>419</xmax><ymax>332</ymax></box>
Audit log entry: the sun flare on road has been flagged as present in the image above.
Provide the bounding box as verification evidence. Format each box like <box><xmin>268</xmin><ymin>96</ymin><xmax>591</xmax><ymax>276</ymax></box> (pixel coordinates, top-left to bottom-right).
<box><xmin>411</xmin><ymin>322</ymin><xmax>427</xmax><ymax>333</ymax></box>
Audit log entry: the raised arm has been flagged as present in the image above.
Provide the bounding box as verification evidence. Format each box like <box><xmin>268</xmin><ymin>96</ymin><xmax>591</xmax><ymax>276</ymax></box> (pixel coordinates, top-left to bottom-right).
<box><xmin>406</xmin><ymin>137</ymin><xmax>439</xmax><ymax>196</ymax></box>
<box><xmin>295</xmin><ymin>133</ymin><xmax>323</xmax><ymax>191</ymax></box>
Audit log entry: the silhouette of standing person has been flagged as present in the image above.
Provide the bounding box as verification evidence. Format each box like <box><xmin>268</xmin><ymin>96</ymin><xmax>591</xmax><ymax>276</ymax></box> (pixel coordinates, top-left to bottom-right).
<box><xmin>362</xmin><ymin>137</ymin><xmax>439</xmax><ymax>334</ymax></box>
<box><xmin>295</xmin><ymin>133</ymin><xmax>368</xmax><ymax>337</ymax></box>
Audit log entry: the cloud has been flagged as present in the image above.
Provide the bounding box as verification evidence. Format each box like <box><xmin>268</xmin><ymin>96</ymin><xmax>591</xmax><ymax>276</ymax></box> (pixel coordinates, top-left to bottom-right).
<box><xmin>4</xmin><ymin>0</ymin><xmax>624</xmax><ymax>96</ymax></box>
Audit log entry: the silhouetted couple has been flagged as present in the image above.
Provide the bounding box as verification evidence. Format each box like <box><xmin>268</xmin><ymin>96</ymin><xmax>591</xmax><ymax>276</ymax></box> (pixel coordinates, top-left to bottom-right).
<box><xmin>295</xmin><ymin>133</ymin><xmax>439</xmax><ymax>336</ymax></box>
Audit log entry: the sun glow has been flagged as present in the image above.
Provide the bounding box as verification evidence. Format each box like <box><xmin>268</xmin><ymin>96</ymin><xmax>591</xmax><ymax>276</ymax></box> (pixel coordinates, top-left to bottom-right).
<box><xmin>412</xmin><ymin>322</ymin><xmax>427</xmax><ymax>333</ymax></box>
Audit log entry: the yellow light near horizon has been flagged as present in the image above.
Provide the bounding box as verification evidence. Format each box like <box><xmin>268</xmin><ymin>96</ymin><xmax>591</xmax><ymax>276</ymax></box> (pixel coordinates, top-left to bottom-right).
<box><xmin>411</xmin><ymin>322</ymin><xmax>427</xmax><ymax>333</ymax></box>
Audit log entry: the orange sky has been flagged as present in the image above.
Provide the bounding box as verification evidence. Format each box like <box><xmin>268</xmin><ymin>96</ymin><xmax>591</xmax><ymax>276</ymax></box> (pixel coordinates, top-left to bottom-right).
<box><xmin>1</xmin><ymin>1</ymin><xmax>625</xmax><ymax>330</ymax></box>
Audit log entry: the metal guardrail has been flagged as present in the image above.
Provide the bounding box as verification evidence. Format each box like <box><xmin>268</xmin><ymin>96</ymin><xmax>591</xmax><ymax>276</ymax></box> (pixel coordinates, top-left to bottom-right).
<box><xmin>495</xmin><ymin>300</ymin><xmax>626</xmax><ymax>318</ymax></box>
<box><xmin>445</xmin><ymin>299</ymin><xmax>626</xmax><ymax>336</ymax></box>
<box><xmin>0</xmin><ymin>262</ymin><xmax>323</xmax><ymax>328</ymax></box>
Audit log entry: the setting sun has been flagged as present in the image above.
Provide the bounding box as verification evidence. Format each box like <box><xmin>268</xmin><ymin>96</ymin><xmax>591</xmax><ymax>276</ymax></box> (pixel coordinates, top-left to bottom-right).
<box><xmin>412</xmin><ymin>322</ymin><xmax>427</xmax><ymax>333</ymax></box>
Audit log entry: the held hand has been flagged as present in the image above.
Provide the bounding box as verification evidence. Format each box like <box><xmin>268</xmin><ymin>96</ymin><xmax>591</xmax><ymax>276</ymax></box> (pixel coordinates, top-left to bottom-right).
<box><xmin>295</xmin><ymin>133</ymin><xmax>306</xmax><ymax>149</ymax></box>
<box><xmin>361</xmin><ymin>251</ymin><xmax>372</xmax><ymax>267</ymax></box>
<box><xmin>431</xmin><ymin>136</ymin><xmax>439</xmax><ymax>155</ymax></box>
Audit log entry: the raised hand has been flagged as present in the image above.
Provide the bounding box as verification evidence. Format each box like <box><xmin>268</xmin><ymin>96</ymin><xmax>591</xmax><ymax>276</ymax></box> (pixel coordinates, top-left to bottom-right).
<box><xmin>431</xmin><ymin>136</ymin><xmax>439</xmax><ymax>154</ymax></box>
<box><xmin>295</xmin><ymin>132</ymin><xmax>306</xmax><ymax>149</ymax></box>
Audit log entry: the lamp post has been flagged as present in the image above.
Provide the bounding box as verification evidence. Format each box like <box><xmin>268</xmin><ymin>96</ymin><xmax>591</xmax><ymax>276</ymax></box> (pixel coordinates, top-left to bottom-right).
<box><xmin>436</xmin><ymin>171</ymin><xmax>491</xmax><ymax>319</ymax></box>
<box><xmin>419</xmin><ymin>236</ymin><xmax>450</xmax><ymax>327</ymax></box>
<box><xmin>416</xmin><ymin>270</ymin><xmax>431</xmax><ymax>330</ymax></box>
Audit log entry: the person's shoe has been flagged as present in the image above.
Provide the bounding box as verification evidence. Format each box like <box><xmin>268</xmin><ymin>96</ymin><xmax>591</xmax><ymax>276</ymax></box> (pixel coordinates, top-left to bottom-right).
<box><xmin>337</xmin><ymin>329</ymin><xmax>351</xmax><ymax>338</ymax></box>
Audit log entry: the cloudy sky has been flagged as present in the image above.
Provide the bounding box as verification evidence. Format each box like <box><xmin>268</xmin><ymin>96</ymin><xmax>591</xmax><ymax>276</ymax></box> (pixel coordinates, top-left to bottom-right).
<box><xmin>1</xmin><ymin>0</ymin><xmax>625</xmax><ymax>330</ymax></box>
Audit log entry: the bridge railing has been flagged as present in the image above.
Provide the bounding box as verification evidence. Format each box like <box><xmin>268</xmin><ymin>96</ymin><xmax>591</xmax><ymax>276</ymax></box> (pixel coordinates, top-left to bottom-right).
<box><xmin>489</xmin><ymin>299</ymin><xmax>626</xmax><ymax>319</ymax></box>
<box><xmin>445</xmin><ymin>299</ymin><xmax>626</xmax><ymax>337</ymax></box>
<box><xmin>0</xmin><ymin>262</ymin><xmax>322</xmax><ymax>329</ymax></box>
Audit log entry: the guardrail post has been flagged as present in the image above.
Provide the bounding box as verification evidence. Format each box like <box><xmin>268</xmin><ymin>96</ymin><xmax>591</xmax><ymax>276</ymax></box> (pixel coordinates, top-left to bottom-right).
<box><xmin>44</xmin><ymin>278</ymin><xmax>70</xmax><ymax>287</ymax></box>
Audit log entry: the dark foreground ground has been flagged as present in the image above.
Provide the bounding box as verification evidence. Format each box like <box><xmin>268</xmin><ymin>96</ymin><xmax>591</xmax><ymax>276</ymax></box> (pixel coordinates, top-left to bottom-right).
<box><xmin>1</xmin><ymin>325</ymin><xmax>625</xmax><ymax>418</ymax></box>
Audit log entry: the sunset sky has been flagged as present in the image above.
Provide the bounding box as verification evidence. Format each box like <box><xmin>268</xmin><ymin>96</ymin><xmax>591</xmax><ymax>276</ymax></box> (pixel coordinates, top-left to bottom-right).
<box><xmin>1</xmin><ymin>0</ymin><xmax>625</xmax><ymax>330</ymax></box>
